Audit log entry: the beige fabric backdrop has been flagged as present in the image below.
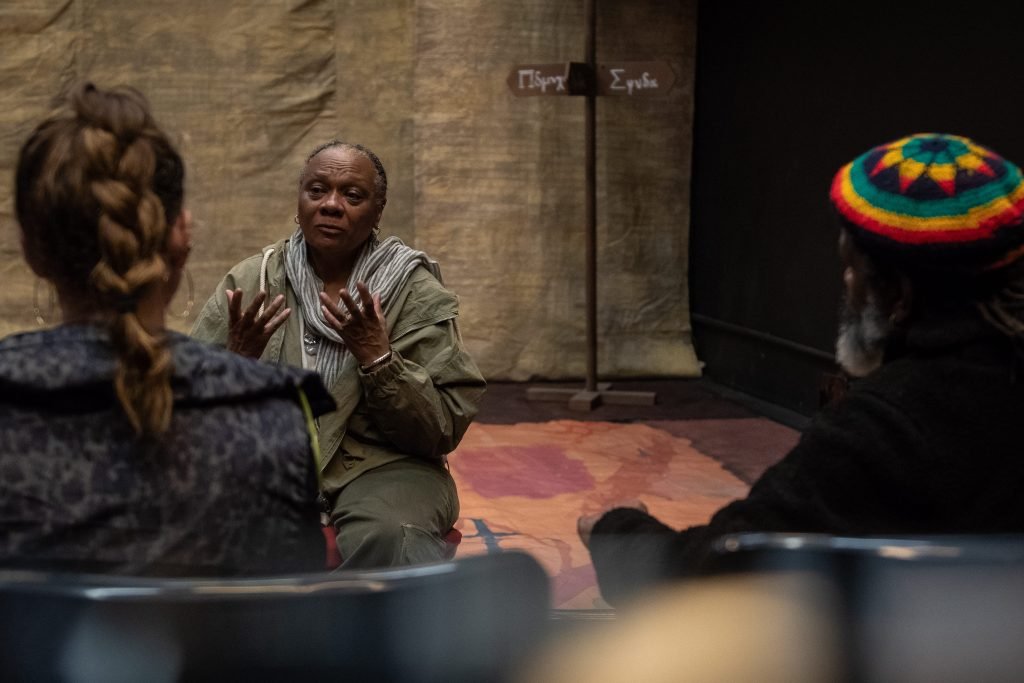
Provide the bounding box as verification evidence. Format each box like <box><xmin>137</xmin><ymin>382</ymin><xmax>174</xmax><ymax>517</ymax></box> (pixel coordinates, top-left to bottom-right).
<box><xmin>0</xmin><ymin>0</ymin><xmax>699</xmax><ymax>380</ymax></box>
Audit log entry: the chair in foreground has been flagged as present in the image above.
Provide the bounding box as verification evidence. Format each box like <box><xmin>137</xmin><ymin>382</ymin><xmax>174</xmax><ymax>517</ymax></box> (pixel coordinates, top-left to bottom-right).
<box><xmin>0</xmin><ymin>550</ymin><xmax>550</xmax><ymax>683</ymax></box>
<box><xmin>709</xmin><ymin>533</ymin><xmax>1024</xmax><ymax>683</ymax></box>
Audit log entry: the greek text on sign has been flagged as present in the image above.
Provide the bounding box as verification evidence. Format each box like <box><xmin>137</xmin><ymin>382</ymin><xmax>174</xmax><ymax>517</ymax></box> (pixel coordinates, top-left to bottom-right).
<box><xmin>596</xmin><ymin>61</ymin><xmax>675</xmax><ymax>97</ymax></box>
<box><xmin>507</xmin><ymin>64</ymin><xmax>570</xmax><ymax>97</ymax></box>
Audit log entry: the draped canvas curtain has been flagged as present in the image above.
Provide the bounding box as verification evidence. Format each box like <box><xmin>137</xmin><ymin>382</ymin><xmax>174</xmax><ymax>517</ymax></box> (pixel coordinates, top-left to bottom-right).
<box><xmin>0</xmin><ymin>0</ymin><xmax>698</xmax><ymax>379</ymax></box>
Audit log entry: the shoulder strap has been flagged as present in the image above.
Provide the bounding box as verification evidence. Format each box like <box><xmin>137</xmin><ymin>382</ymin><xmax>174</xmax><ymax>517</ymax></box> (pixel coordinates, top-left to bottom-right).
<box><xmin>257</xmin><ymin>246</ymin><xmax>276</xmax><ymax>318</ymax></box>
<box><xmin>296</xmin><ymin>386</ymin><xmax>323</xmax><ymax>487</ymax></box>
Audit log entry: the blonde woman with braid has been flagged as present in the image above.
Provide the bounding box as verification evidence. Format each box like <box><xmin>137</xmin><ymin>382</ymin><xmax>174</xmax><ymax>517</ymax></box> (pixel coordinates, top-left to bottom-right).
<box><xmin>192</xmin><ymin>141</ymin><xmax>486</xmax><ymax>569</ymax></box>
<box><xmin>0</xmin><ymin>83</ymin><xmax>333</xmax><ymax>576</ymax></box>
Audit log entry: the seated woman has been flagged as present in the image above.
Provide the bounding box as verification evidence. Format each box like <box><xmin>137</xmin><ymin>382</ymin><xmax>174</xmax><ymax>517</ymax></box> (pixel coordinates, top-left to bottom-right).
<box><xmin>0</xmin><ymin>83</ymin><xmax>333</xmax><ymax>576</ymax></box>
<box><xmin>191</xmin><ymin>140</ymin><xmax>486</xmax><ymax>568</ymax></box>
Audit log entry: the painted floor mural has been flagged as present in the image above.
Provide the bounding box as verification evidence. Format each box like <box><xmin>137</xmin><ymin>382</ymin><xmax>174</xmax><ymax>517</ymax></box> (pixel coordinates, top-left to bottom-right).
<box><xmin>448</xmin><ymin>418</ymin><xmax>799</xmax><ymax>609</ymax></box>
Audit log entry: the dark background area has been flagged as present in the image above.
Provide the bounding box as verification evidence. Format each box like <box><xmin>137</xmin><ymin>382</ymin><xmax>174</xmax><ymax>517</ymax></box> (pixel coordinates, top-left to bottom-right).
<box><xmin>688</xmin><ymin>0</ymin><xmax>1024</xmax><ymax>415</ymax></box>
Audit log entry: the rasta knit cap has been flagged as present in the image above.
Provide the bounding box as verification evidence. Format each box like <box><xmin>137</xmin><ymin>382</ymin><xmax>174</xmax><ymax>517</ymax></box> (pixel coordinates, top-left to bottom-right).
<box><xmin>830</xmin><ymin>133</ymin><xmax>1024</xmax><ymax>272</ymax></box>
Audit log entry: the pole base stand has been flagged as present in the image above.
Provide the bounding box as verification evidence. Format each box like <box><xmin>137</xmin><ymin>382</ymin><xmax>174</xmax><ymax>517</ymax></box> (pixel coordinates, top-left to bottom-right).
<box><xmin>526</xmin><ymin>383</ymin><xmax>657</xmax><ymax>412</ymax></box>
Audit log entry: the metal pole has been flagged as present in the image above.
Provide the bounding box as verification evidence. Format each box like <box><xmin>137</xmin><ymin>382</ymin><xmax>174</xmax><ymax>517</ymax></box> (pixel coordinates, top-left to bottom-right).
<box><xmin>583</xmin><ymin>0</ymin><xmax>597</xmax><ymax>392</ymax></box>
<box><xmin>526</xmin><ymin>0</ymin><xmax>655</xmax><ymax>409</ymax></box>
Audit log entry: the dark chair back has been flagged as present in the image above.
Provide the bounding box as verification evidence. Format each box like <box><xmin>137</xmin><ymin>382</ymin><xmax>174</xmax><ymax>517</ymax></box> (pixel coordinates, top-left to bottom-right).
<box><xmin>0</xmin><ymin>550</ymin><xmax>550</xmax><ymax>683</ymax></box>
<box><xmin>708</xmin><ymin>533</ymin><xmax>1024</xmax><ymax>683</ymax></box>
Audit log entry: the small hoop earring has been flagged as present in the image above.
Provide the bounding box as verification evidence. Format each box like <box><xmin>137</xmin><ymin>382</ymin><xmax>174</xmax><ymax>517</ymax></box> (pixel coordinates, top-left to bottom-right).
<box><xmin>32</xmin><ymin>279</ymin><xmax>57</xmax><ymax>326</ymax></box>
<box><xmin>169</xmin><ymin>267</ymin><xmax>196</xmax><ymax>319</ymax></box>
<box><xmin>294</xmin><ymin>215</ymin><xmax>300</xmax><ymax>225</ymax></box>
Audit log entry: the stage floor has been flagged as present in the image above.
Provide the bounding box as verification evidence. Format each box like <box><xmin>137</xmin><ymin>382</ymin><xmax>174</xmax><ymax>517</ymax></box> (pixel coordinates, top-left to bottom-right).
<box><xmin>450</xmin><ymin>379</ymin><xmax>803</xmax><ymax>608</ymax></box>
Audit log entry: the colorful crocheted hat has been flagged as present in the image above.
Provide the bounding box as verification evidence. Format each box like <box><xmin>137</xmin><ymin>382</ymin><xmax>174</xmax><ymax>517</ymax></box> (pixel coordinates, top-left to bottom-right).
<box><xmin>830</xmin><ymin>133</ymin><xmax>1024</xmax><ymax>271</ymax></box>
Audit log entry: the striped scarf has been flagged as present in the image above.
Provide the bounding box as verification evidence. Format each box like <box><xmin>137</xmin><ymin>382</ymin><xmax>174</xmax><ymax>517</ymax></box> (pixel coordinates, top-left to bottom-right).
<box><xmin>284</xmin><ymin>228</ymin><xmax>441</xmax><ymax>387</ymax></box>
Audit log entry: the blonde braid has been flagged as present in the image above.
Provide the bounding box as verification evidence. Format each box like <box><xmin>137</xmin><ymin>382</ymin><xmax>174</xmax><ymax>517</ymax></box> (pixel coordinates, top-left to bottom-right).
<box><xmin>80</xmin><ymin>120</ymin><xmax>174</xmax><ymax>435</ymax></box>
<box><xmin>16</xmin><ymin>83</ymin><xmax>185</xmax><ymax>434</ymax></box>
<box><xmin>61</xmin><ymin>83</ymin><xmax>172</xmax><ymax>432</ymax></box>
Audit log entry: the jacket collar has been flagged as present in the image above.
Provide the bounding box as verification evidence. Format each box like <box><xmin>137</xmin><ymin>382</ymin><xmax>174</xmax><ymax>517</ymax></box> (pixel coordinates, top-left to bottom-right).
<box><xmin>0</xmin><ymin>324</ymin><xmax>333</xmax><ymax>415</ymax></box>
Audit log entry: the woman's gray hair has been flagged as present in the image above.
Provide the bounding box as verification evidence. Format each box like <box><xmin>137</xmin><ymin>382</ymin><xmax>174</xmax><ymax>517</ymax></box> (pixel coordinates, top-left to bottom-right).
<box><xmin>299</xmin><ymin>140</ymin><xmax>387</xmax><ymax>209</ymax></box>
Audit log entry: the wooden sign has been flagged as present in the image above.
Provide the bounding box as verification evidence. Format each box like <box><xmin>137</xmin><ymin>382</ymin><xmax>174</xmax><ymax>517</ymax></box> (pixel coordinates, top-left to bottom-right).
<box><xmin>508</xmin><ymin>61</ymin><xmax>675</xmax><ymax>97</ymax></box>
<box><xmin>507</xmin><ymin>64</ymin><xmax>571</xmax><ymax>97</ymax></box>
<box><xmin>596</xmin><ymin>61</ymin><xmax>675</xmax><ymax>96</ymax></box>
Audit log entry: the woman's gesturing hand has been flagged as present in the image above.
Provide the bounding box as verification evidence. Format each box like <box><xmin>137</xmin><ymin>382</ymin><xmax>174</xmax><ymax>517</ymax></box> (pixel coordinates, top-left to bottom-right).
<box><xmin>319</xmin><ymin>281</ymin><xmax>391</xmax><ymax>367</ymax></box>
<box><xmin>225</xmin><ymin>289</ymin><xmax>291</xmax><ymax>359</ymax></box>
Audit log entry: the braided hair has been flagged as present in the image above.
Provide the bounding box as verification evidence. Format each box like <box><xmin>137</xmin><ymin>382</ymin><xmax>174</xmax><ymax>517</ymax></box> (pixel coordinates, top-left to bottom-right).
<box><xmin>15</xmin><ymin>82</ymin><xmax>185</xmax><ymax>435</ymax></box>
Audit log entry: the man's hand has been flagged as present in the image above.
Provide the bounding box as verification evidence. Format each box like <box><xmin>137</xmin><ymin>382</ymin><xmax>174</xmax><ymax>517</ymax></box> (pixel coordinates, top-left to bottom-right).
<box><xmin>225</xmin><ymin>289</ymin><xmax>291</xmax><ymax>359</ymax></box>
<box><xmin>577</xmin><ymin>498</ymin><xmax>648</xmax><ymax>549</ymax></box>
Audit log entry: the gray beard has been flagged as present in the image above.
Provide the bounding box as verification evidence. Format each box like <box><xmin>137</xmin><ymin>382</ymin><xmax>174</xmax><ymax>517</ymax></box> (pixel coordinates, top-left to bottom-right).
<box><xmin>835</xmin><ymin>296</ymin><xmax>893</xmax><ymax>378</ymax></box>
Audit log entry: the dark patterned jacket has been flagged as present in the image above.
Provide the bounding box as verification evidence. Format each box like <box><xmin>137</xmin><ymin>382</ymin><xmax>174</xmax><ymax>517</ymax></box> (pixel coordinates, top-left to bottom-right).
<box><xmin>590</xmin><ymin>313</ymin><xmax>1024</xmax><ymax>605</ymax></box>
<box><xmin>0</xmin><ymin>325</ymin><xmax>334</xmax><ymax>577</ymax></box>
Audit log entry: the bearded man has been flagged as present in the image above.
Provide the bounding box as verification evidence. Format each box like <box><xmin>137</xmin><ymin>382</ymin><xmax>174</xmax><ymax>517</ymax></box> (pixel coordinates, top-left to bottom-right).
<box><xmin>581</xmin><ymin>133</ymin><xmax>1024</xmax><ymax>607</ymax></box>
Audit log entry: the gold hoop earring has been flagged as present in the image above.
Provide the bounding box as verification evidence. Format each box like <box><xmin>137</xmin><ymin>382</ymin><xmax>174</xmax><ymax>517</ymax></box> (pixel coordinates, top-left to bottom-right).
<box><xmin>294</xmin><ymin>215</ymin><xmax>299</xmax><ymax>225</ymax></box>
<box><xmin>169</xmin><ymin>267</ymin><xmax>196</xmax><ymax>319</ymax></box>
<box><xmin>32</xmin><ymin>279</ymin><xmax>57</xmax><ymax>326</ymax></box>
